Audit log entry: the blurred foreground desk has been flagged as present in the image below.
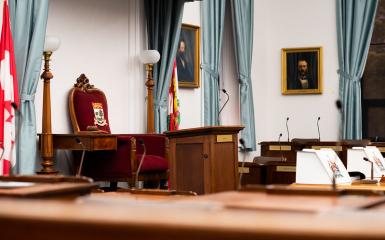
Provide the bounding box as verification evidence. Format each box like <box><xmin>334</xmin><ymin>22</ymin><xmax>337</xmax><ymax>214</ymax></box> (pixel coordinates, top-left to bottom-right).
<box><xmin>0</xmin><ymin>175</ymin><xmax>95</xmax><ymax>199</ymax></box>
<box><xmin>3</xmin><ymin>190</ymin><xmax>385</xmax><ymax>239</ymax></box>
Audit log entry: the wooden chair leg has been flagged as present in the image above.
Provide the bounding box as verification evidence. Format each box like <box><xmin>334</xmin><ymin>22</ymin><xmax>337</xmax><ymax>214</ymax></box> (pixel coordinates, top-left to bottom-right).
<box><xmin>143</xmin><ymin>180</ymin><xmax>160</xmax><ymax>189</ymax></box>
<box><xmin>109</xmin><ymin>182</ymin><xmax>118</xmax><ymax>191</ymax></box>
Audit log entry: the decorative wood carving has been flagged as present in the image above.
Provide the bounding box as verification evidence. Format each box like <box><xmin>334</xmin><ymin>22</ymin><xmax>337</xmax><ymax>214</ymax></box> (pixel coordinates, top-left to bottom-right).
<box><xmin>74</xmin><ymin>73</ymin><xmax>94</xmax><ymax>91</ymax></box>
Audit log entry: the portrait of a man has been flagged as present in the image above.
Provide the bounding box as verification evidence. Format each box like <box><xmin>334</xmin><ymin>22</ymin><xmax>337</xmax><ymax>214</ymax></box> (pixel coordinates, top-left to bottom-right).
<box><xmin>177</xmin><ymin>24</ymin><xmax>200</xmax><ymax>88</ymax></box>
<box><xmin>282</xmin><ymin>47</ymin><xmax>322</xmax><ymax>94</ymax></box>
<box><xmin>176</xmin><ymin>39</ymin><xmax>194</xmax><ymax>83</ymax></box>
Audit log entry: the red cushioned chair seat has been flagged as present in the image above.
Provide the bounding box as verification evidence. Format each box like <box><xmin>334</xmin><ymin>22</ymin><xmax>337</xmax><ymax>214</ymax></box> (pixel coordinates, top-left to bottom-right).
<box><xmin>137</xmin><ymin>154</ymin><xmax>168</xmax><ymax>172</ymax></box>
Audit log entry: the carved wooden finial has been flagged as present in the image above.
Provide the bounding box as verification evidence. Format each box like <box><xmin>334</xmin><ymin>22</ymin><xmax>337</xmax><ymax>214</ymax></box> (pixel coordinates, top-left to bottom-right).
<box><xmin>74</xmin><ymin>73</ymin><xmax>94</xmax><ymax>90</ymax></box>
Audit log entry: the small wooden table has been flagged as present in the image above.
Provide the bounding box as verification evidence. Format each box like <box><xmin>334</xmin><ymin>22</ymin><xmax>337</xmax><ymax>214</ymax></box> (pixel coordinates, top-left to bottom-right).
<box><xmin>38</xmin><ymin>133</ymin><xmax>117</xmax><ymax>173</ymax></box>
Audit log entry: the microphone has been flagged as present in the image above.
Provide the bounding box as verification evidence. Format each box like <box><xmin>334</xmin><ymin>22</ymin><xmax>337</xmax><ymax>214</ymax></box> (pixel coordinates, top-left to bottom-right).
<box><xmin>135</xmin><ymin>139</ymin><xmax>146</xmax><ymax>188</ymax></box>
<box><xmin>335</xmin><ymin>100</ymin><xmax>342</xmax><ymax>113</ymax></box>
<box><xmin>11</xmin><ymin>101</ymin><xmax>22</xmax><ymax>152</ymax></box>
<box><xmin>285</xmin><ymin>117</ymin><xmax>290</xmax><ymax>142</ymax></box>
<box><xmin>218</xmin><ymin>89</ymin><xmax>230</xmax><ymax>125</ymax></box>
<box><xmin>239</xmin><ymin>138</ymin><xmax>246</xmax><ymax>152</ymax></box>
<box><xmin>363</xmin><ymin>157</ymin><xmax>374</xmax><ymax>180</ymax></box>
<box><xmin>238</xmin><ymin>138</ymin><xmax>247</xmax><ymax>189</ymax></box>
<box><xmin>278</xmin><ymin>133</ymin><xmax>285</xmax><ymax>162</ymax></box>
<box><xmin>317</xmin><ymin>117</ymin><xmax>321</xmax><ymax>142</ymax></box>
<box><xmin>76</xmin><ymin>137</ymin><xmax>86</xmax><ymax>177</ymax></box>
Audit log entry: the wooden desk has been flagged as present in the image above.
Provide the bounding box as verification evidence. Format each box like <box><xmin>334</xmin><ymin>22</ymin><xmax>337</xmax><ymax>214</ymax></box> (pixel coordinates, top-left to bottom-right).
<box><xmin>239</xmin><ymin>161</ymin><xmax>296</xmax><ymax>186</ymax></box>
<box><xmin>371</xmin><ymin>142</ymin><xmax>385</xmax><ymax>153</ymax></box>
<box><xmin>3</xmin><ymin>190</ymin><xmax>385</xmax><ymax>239</ymax></box>
<box><xmin>242</xmin><ymin>140</ymin><xmax>371</xmax><ymax>185</ymax></box>
<box><xmin>38</xmin><ymin>133</ymin><xmax>117</xmax><ymax>173</ymax></box>
<box><xmin>0</xmin><ymin>175</ymin><xmax>95</xmax><ymax>199</ymax></box>
<box><xmin>260</xmin><ymin>140</ymin><xmax>370</xmax><ymax>166</ymax></box>
<box><xmin>0</xmin><ymin>182</ymin><xmax>95</xmax><ymax>199</ymax></box>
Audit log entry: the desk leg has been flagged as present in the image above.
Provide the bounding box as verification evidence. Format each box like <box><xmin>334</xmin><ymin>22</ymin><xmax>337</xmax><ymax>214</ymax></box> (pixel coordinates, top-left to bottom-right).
<box><xmin>37</xmin><ymin>133</ymin><xmax>58</xmax><ymax>174</ymax></box>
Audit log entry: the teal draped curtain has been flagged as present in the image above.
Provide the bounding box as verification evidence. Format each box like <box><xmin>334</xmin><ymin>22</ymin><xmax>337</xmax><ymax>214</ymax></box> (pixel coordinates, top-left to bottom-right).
<box><xmin>231</xmin><ymin>0</ymin><xmax>256</xmax><ymax>151</ymax></box>
<box><xmin>9</xmin><ymin>0</ymin><xmax>49</xmax><ymax>173</ymax></box>
<box><xmin>144</xmin><ymin>0</ymin><xmax>187</xmax><ymax>133</ymax></box>
<box><xmin>201</xmin><ymin>0</ymin><xmax>225</xmax><ymax>126</ymax></box>
<box><xmin>336</xmin><ymin>0</ymin><xmax>378</xmax><ymax>140</ymax></box>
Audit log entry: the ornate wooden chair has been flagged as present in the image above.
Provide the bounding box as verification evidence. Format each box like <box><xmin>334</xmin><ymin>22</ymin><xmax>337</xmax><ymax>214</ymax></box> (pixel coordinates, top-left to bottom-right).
<box><xmin>68</xmin><ymin>74</ymin><xmax>169</xmax><ymax>189</ymax></box>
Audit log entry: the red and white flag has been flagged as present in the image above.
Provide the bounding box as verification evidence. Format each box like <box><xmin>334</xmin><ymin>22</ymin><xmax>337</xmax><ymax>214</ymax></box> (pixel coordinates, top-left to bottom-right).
<box><xmin>0</xmin><ymin>0</ymin><xmax>19</xmax><ymax>175</ymax></box>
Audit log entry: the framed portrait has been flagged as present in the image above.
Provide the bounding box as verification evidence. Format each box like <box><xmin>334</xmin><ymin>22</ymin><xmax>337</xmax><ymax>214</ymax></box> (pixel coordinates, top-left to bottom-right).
<box><xmin>281</xmin><ymin>47</ymin><xmax>322</xmax><ymax>95</ymax></box>
<box><xmin>176</xmin><ymin>24</ymin><xmax>200</xmax><ymax>88</ymax></box>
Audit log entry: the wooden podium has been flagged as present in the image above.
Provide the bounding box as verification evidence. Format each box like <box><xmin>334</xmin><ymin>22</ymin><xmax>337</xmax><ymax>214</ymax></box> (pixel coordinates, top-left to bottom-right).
<box><xmin>165</xmin><ymin>126</ymin><xmax>243</xmax><ymax>195</ymax></box>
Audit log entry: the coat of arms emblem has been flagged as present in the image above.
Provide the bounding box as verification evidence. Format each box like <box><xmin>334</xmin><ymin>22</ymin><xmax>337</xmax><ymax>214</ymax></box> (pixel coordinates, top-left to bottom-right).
<box><xmin>92</xmin><ymin>102</ymin><xmax>107</xmax><ymax>126</ymax></box>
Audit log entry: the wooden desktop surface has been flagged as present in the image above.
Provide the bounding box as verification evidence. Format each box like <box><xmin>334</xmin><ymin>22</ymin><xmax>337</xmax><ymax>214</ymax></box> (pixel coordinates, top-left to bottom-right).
<box><xmin>2</xmin><ymin>190</ymin><xmax>385</xmax><ymax>239</ymax></box>
<box><xmin>291</xmin><ymin>182</ymin><xmax>385</xmax><ymax>192</ymax></box>
<box><xmin>0</xmin><ymin>175</ymin><xmax>95</xmax><ymax>199</ymax></box>
<box><xmin>0</xmin><ymin>182</ymin><xmax>96</xmax><ymax>198</ymax></box>
<box><xmin>50</xmin><ymin>133</ymin><xmax>117</xmax><ymax>151</ymax></box>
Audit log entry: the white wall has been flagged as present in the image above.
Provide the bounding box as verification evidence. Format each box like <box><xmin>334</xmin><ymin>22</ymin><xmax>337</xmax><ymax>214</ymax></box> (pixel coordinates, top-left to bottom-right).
<box><xmin>37</xmin><ymin>0</ymin><xmax>202</xmax><ymax>134</ymax></box>
<box><xmin>179</xmin><ymin>1</ymin><xmax>202</xmax><ymax>129</ymax></box>
<box><xmin>220</xmin><ymin>0</ymin><xmax>340</xmax><ymax>159</ymax></box>
<box><xmin>221</xmin><ymin>3</ymin><xmax>240</xmax><ymax>126</ymax></box>
<box><xmin>34</xmin><ymin>0</ymin><xmax>339</xmax><ymax>166</ymax></box>
<box><xmin>35</xmin><ymin>0</ymin><xmax>146</xmax><ymax>173</ymax></box>
<box><xmin>36</xmin><ymin>0</ymin><xmax>146</xmax><ymax>134</ymax></box>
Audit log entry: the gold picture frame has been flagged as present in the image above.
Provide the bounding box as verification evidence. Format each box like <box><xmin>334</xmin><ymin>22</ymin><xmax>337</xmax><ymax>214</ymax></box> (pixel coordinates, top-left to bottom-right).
<box><xmin>281</xmin><ymin>47</ymin><xmax>322</xmax><ymax>95</ymax></box>
<box><xmin>176</xmin><ymin>24</ymin><xmax>200</xmax><ymax>88</ymax></box>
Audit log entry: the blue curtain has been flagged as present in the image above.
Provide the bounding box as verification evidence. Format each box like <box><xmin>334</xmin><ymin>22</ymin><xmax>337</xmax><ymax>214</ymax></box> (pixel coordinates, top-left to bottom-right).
<box><xmin>336</xmin><ymin>0</ymin><xmax>378</xmax><ymax>140</ymax></box>
<box><xmin>144</xmin><ymin>0</ymin><xmax>188</xmax><ymax>133</ymax></box>
<box><xmin>9</xmin><ymin>0</ymin><xmax>49</xmax><ymax>173</ymax></box>
<box><xmin>231</xmin><ymin>0</ymin><xmax>256</xmax><ymax>151</ymax></box>
<box><xmin>201</xmin><ymin>0</ymin><xmax>225</xmax><ymax>126</ymax></box>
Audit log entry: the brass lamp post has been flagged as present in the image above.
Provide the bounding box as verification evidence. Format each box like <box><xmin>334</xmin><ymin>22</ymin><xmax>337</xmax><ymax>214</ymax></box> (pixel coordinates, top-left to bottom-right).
<box><xmin>37</xmin><ymin>36</ymin><xmax>60</xmax><ymax>174</ymax></box>
<box><xmin>139</xmin><ymin>50</ymin><xmax>160</xmax><ymax>133</ymax></box>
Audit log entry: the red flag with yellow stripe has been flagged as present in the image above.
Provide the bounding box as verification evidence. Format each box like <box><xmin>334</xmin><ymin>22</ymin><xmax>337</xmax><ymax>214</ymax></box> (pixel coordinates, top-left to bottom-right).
<box><xmin>167</xmin><ymin>61</ymin><xmax>180</xmax><ymax>131</ymax></box>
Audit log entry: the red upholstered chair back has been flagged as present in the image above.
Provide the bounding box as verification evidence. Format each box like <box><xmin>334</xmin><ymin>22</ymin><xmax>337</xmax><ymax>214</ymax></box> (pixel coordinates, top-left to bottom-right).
<box><xmin>69</xmin><ymin>74</ymin><xmax>111</xmax><ymax>133</ymax></box>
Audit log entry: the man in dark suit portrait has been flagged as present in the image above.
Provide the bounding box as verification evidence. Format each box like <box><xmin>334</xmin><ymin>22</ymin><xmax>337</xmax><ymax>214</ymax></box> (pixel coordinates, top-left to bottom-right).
<box><xmin>296</xmin><ymin>59</ymin><xmax>314</xmax><ymax>89</ymax></box>
<box><xmin>176</xmin><ymin>39</ymin><xmax>194</xmax><ymax>82</ymax></box>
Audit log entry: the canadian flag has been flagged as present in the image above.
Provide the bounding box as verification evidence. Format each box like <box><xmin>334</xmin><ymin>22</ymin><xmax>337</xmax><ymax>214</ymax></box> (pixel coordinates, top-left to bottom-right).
<box><xmin>0</xmin><ymin>0</ymin><xmax>19</xmax><ymax>175</ymax></box>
